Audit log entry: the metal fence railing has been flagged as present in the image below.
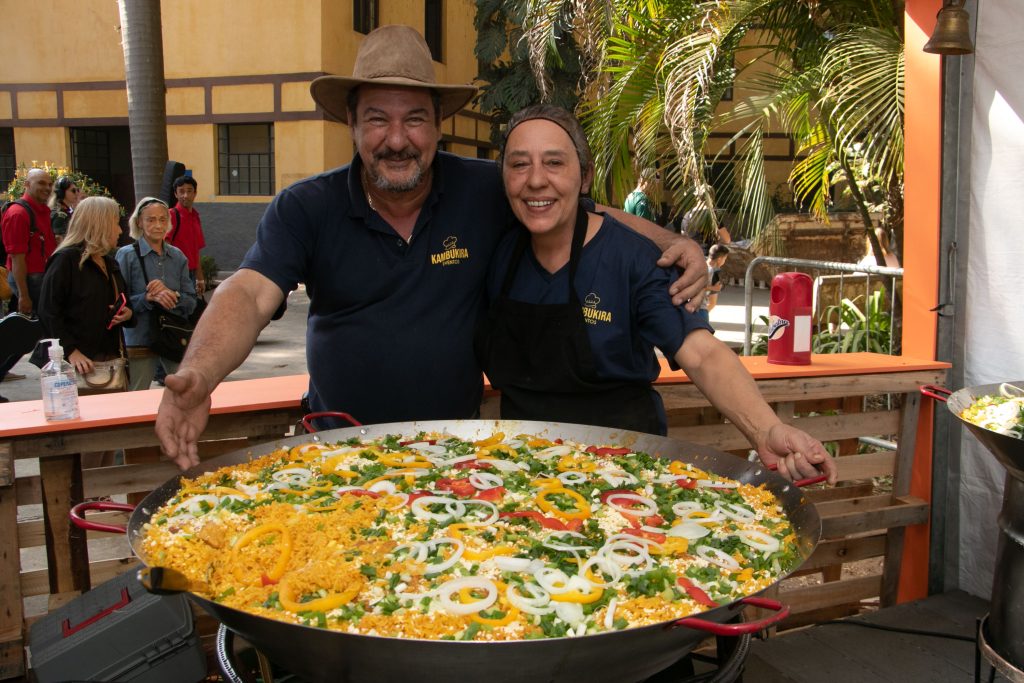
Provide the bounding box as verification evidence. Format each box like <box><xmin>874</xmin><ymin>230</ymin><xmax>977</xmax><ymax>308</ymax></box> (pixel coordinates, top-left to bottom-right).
<box><xmin>742</xmin><ymin>256</ymin><xmax>903</xmax><ymax>356</ymax></box>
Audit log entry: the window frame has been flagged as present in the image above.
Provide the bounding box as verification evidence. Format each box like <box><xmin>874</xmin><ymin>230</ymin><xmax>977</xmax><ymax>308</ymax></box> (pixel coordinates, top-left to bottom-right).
<box><xmin>217</xmin><ymin>123</ymin><xmax>276</xmax><ymax>197</ymax></box>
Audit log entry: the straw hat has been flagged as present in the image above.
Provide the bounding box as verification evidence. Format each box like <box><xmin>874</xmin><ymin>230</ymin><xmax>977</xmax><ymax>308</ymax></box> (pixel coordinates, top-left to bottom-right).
<box><xmin>311</xmin><ymin>25</ymin><xmax>478</xmax><ymax>122</ymax></box>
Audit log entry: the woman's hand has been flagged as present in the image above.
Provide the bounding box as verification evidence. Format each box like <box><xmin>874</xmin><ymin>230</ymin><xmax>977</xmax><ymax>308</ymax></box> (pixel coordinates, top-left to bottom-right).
<box><xmin>109</xmin><ymin>302</ymin><xmax>132</xmax><ymax>326</ymax></box>
<box><xmin>145</xmin><ymin>279</ymin><xmax>179</xmax><ymax>309</ymax></box>
<box><xmin>68</xmin><ymin>349</ymin><xmax>94</xmax><ymax>375</ymax></box>
<box><xmin>756</xmin><ymin>424</ymin><xmax>838</xmax><ymax>485</ymax></box>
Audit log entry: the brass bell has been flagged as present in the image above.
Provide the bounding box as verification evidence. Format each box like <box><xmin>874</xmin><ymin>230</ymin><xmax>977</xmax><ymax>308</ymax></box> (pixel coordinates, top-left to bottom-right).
<box><xmin>923</xmin><ymin>0</ymin><xmax>975</xmax><ymax>55</ymax></box>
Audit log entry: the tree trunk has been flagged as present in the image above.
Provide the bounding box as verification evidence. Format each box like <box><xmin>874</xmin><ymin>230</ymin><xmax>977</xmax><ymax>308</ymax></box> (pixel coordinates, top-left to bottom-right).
<box><xmin>118</xmin><ymin>0</ymin><xmax>168</xmax><ymax>201</ymax></box>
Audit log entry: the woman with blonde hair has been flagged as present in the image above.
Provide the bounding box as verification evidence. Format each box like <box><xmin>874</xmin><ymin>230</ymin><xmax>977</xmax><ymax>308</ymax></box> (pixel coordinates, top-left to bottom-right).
<box><xmin>115</xmin><ymin>197</ymin><xmax>196</xmax><ymax>390</ymax></box>
<box><xmin>37</xmin><ymin>196</ymin><xmax>133</xmax><ymax>378</ymax></box>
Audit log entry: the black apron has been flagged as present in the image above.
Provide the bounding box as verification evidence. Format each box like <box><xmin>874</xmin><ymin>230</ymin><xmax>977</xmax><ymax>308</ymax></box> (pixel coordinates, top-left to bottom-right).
<box><xmin>474</xmin><ymin>204</ymin><xmax>662</xmax><ymax>434</ymax></box>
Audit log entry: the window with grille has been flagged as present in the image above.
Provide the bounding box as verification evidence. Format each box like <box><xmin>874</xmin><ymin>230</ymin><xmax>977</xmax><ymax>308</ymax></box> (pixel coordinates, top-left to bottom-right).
<box><xmin>71</xmin><ymin>128</ymin><xmax>112</xmax><ymax>186</ymax></box>
<box><xmin>425</xmin><ymin>0</ymin><xmax>443</xmax><ymax>61</ymax></box>
<box><xmin>353</xmin><ymin>0</ymin><xmax>379</xmax><ymax>34</ymax></box>
<box><xmin>0</xmin><ymin>128</ymin><xmax>14</xmax><ymax>190</ymax></box>
<box><xmin>218</xmin><ymin>124</ymin><xmax>275</xmax><ymax>196</ymax></box>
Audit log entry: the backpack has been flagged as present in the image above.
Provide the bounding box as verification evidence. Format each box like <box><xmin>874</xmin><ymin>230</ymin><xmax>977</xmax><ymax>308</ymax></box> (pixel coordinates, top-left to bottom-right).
<box><xmin>167</xmin><ymin>207</ymin><xmax>181</xmax><ymax>244</ymax></box>
<box><xmin>0</xmin><ymin>199</ymin><xmax>39</xmax><ymax>265</ymax></box>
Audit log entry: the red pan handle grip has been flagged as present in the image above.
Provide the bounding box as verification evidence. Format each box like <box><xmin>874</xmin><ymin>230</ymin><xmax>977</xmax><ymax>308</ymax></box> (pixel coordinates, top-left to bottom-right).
<box><xmin>766</xmin><ymin>463</ymin><xmax>828</xmax><ymax>487</ymax></box>
<box><xmin>672</xmin><ymin>596</ymin><xmax>789</xmax><ymax>635</ymax></box>
<box><xmin>301</xmin><ymin>411</ymin><xmax>363</xmax><ymax>434</ymax></box>
<box><xmin>920</xmin><ymin>384</ymin><xmax>951</xmax><ymax>403</ymax></box>
<box><xmin>69</xmin><ymin>501</ymin><xmax>135</xmax><ymax>534</ymax></box>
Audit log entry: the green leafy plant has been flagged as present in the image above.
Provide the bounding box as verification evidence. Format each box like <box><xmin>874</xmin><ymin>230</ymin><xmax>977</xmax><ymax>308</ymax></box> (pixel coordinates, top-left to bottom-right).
<box><xmin>5</xmin><ymin>162</ymin><xmax>123</xmax><ymax>214</ymax></box>
<box><xmin>200</xmin><ymin>254</ymin><xmax>219</xmax><ymax>287</ymax></box>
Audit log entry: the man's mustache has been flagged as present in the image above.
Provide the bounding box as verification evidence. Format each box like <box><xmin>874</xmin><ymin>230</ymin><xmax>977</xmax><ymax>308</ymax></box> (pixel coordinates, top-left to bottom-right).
<box><xmin>375</xmin><ymin>151</ymin><xmax>419</xmax><ymax>162</ymax></box>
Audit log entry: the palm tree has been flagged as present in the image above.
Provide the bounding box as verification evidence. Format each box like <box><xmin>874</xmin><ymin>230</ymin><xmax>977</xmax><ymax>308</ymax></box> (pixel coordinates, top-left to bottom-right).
<box><xmin>117</xmin><ymin>0</ymin><xmax>169</xmax><ymax>200</ymax></box>
<box><xmin>517</xmin><ymin>0</ymin><xmax>905</xmax><ymax>264</ymax></box>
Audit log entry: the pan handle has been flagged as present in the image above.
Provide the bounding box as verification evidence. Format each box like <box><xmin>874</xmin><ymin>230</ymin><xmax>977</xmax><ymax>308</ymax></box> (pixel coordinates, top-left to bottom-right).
<box><xmin>920</xmin><ymin>384</ymin><xmax>951</xmax><ymax>403</ymax></box>
<box><xmin>69</xmin><ymin>500</ymin><xmax>135</xmax><ymax>534</ymax></box>
<box><xmin>671</xmin><ymin>596</ymin><xmax>789</xmax><ymax>635</ymax></box>
<box><xmin>300</xmin><ymin>411</ymin><xmax>363</xmax><ymax>434</ymax></box>
<box><xmin>766</xmin><ymin>463</ymin><xmax>828</xmax><ymax>487</ymax></box>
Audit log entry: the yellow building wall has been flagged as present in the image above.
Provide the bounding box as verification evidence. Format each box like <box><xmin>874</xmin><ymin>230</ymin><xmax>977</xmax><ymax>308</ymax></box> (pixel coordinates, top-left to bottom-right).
<box><xmin>168</xmin><ymin>125</ymin><xmax>217</xmax><ymax>200</ymax></box>
<box><xmin>17</xmin><ymin>92</ymin><xmax>58</xmax><ymax>119</ymax></box>
<box><xmin>162</xmin><ymin>1</ymin><xmax>323</xmax><ymax>78</ymax></box>
<box><xmin>63</xmin><ymin>90</ymin><xmax>128</xmax><ymax>119</ymax></box>
<box><xmin>4</xmin><ymin>1</ymin><xmax>124</xmax><ymax>83</ymax></box>
<box><xmin>14</xmin><ymin>129</ymin><xmax>69</xmax><ymax>168</ymax></box>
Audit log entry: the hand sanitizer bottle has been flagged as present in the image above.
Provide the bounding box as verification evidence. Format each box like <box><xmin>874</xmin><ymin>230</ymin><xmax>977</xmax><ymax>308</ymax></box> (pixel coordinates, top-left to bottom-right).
<box><xmin>39</xmin><ymin>339</ymin><xmax>80</xmax><ymax>421</ymax></box>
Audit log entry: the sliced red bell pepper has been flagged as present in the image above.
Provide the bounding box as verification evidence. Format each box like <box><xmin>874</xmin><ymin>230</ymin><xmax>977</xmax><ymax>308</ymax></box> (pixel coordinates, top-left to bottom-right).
<box><xmin>499</xmin><ymin>510</ymin><xmax>570</xmax><ymax>531</ymax></box>
<box><xmin>622</xmin><ymin>527</ymin><xmax>666</xmax><ymax>543</ymax></box>
<box><xmin>645</xmin><ymin>514</ymin><xmax>666</xmax><ymax>527</ymax></box>
<box><xmin>435</xmin><ymin>478</ymin><xmax>476</xmax><ymax>497</ymax></box>
<box><xmin>599</xmin><ymin>488</ymin><xmax>640</xmax><ymax>505</ymax></box>
<box><xmin>585</xmin><ymin>446</ymin><xmax>632</xmax><ymax>456</ymax></box>
<box><xmin>678</xmin><ymin>577</ymin><xmax>718</xmax><ymax>608</ymax></box>
<box><xmin>676</xmin><ymin>478</ymin><xmax>697</xmax><ymax>490</ymax></box>
<box><xmin>473</xmin><ymin>486</ymin><xmax>506</xmax><ymax>502</ymax></box>
<box><xmin>405</xmin><ymin>490</ymin><xmax>434</xmax><ymax>505</ymax></box>
<box><xmin>399</xmin><ymin>439</ymin><xmax>437</xmax><ymax>446</ymax></box>
<box><xmin>453</xmin><ymin>460</ymin><xmax>494</xmax><ymax>471</ymax></box>
<box><xmin>344</xmin><ymin>489</ymin><xmax>382</xmax><ymax>499</ymax></box>
<box><xmin>260</xmin><ymin>573</ymin><xmax>278</xmax><ymax>587</ymax></box>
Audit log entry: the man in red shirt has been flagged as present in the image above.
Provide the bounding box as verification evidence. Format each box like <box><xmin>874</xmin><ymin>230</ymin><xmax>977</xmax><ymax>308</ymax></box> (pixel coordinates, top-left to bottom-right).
<box><xmin>3</xmin><ymin>168</ymin><xmax>57</xmax><ymax>315</ymax></box>
<box><xmin>1</xmin><ymin>168</ymin><xmax>57</xmax><ymax>394</ymax></box>
<box><xmin>168</xmin><ymin>175</ymin><xmax>207</xmax><ymax>296</ymax></box>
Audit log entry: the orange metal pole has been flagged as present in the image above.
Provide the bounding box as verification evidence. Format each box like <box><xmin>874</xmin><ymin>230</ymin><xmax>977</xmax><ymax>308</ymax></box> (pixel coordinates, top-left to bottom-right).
<box><xmin>898</xmin><ymin>0</ymin><xmax>943</xmax><ymax>603</ymax></box>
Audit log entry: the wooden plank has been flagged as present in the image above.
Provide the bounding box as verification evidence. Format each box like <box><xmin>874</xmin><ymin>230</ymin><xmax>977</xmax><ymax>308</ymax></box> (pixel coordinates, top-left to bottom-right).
<box><xmin>801</xmin><ymin>535</ymin><xmax>888</xmax><ymax>571</ymax></box>
<box><xmin>746</xmin><ymin>621</ymin><xmax>892</xmax><ymax>683</ymax></box>
<box><xmin>658</xmin><ymin>370</ymin><xmax>947</xmax><ymax>410</ymax></box>
<box><xmin>39</xmin><ymin>454</ymin><xmax>89</xmax><ymax>594</ymax></box>
<box><xmin>0</xmin><ymin>444</ymin><xmax>11</xmax><ymax>487</ymax></box>
<box><xmin>8</xmin><ymin>409</ymin><xmax>300</xmax><ymax>459</ymax></box>
<box><xmin>773</xmin><ymin>603</ymin><xmax>862</xmax><ymax>632</ymax></box>
<box><xmin>19</xmin><ymin>511</ymin><xmax>132</xmax><ymax>548</ymax></box>
<box><xmin>821</xmin><ymin>496</ymin><xmax>929</xmax><ymax>538</ymax></box>
<box><xmin>0</xmin><ymin>478</ymin><xmax>24</xmax><ymax>679</ymax></box>
<box><xmin>881</xmin><ymin>391</ymin><xmax>921</xmax><ymax>606</ymax></box>
<box><xmin>14</xmin><ymin>475</ymin><xmax>40</xmax><ymax>507</ymax></box>
<box><xmin>816</xmin><ymin>494</ymin><xmax>897</xmax><ymax>518</ymax></box>
<box><xmin>805</xmin><ymin>482</ymin><xmax>875</xmax><ymax>504</ymax></box>
<box><xmin>20</xmin><ymin>557</ymin><xmax>138</xmax><ymax>597</ymax></box>
<box><xmin>85</xmin><ymin>462</ymin><xmax>182</xmax><ymax>498</ymax></box>
<box><xmin>833</xmin><ymin>451</ymin><xmax>896</xmax><ymax>482</ymax></box>
<box><xmin>668</xmin><ymin>410</ymin><xmax>900</xmax><ymax>451</ymax></box>
<box><xmin>778</xmin><ymin>574</ymin><xmax>882</xmax><ymax>614</ymax></box>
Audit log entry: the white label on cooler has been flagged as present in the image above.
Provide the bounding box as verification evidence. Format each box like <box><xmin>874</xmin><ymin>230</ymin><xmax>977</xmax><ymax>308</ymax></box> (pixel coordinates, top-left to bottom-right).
<box><xmin>793</xmin><ymin>315</ymin><xmax>811</xmax><ymax>353</ymax></box>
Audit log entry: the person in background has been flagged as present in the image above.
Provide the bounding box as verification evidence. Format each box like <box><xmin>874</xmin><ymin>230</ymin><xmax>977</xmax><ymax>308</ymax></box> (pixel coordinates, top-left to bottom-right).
<box><xmin>475</xmin><ymin>105</ymin><xmax>835</xmax><ymax>484</ymax></box>
<box><xmin>698</xmin><ymin>243</ymin><xmax>730</xmax><ymax>324</ymax></box>
<box><xmin>623</xmin><ymin>168</ymin><xmax>656</xmax><ymax>221</ymax></box>
<box><xmin>155</xmin><ymin>25</ymin><xmax>708</xmax><ymax>470</ymax></box>
<box><xmin>0</xmin><ymin>168</ymin><xmax>58</xmax><ymax>387</ymax></box>
<box><xmin>167</xmin><ymin>175</ymin><xmax>207</xmax><ymax>297</ymax></box>
<box><xmin>38</xmin><ymin>197</ymin><xmax>133</xmax><ymax>464</ymax></box>
<box><xmin>115</xmin><ymin>198</ymin><xmax>196</xmax><ymax>390</ymax></box>
<box><xmin>49</xmin><ymin>175</ymin><xmax>82</xmax><ymax>245</ymax></box>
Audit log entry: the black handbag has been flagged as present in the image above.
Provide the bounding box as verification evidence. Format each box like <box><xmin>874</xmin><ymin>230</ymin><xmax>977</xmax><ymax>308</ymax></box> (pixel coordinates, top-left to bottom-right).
<box><xmin>133</xmin><ymin>242</ymin><xmax>194</xmax><ymax>363</ymax></box>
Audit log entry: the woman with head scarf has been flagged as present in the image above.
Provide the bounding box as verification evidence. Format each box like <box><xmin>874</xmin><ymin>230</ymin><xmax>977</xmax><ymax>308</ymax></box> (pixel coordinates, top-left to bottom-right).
<box><xmin>474</xmin><ymin>104</ymin><xmax>836</xmax><ymax>484</ymax></box>
<box><xmin>115</xmin><ymin>197</ymin><xmax>196</xmax><ymax>390</ymax></box>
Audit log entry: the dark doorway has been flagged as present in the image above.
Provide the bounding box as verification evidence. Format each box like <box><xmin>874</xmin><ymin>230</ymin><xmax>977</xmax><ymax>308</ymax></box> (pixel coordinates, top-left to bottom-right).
<box><xmin>70</xmin><ymin>126</ymin><xmax>135</xmax><ymax>213</ymax></box>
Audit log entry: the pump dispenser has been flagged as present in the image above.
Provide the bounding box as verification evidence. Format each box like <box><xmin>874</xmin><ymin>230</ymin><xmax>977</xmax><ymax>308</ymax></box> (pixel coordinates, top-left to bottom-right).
<box><xmin>39</xmin><ymin>339</ymin><xmax>79</xmax><ymax>420</ymax></box>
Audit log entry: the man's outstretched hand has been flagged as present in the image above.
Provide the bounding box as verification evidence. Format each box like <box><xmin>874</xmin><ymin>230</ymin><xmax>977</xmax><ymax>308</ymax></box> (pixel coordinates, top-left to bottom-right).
<box><xmin>756</xmin><ymin>423</ymin><xmax>838</xmax><ymax>485</ymax></box>
<box><xmin>155</xmin><ymin>368</ymin><xmax>213</xmax><ymax>470</ymax></box>
<box><xmin>657</xmin><ymin>237</ymin><xmax>707</xmax><ymax>311</ymax></box>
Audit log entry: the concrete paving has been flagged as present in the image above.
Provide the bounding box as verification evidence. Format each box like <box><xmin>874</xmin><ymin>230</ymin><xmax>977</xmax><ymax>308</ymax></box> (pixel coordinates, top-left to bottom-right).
<box><xmin>0</xmin><ymin>282</ymin><xmax>768</xmax><ymax>404</ymax></box>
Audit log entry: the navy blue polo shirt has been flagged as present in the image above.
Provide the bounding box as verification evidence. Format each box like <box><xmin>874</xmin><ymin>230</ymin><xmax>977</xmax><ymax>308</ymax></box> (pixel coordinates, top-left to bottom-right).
<box><xmin>241</xmin><ymin>152</ymin><xmax>512</xmax><ymax>425</ymax></box>
<box><xmin>486</xmin><ymin>214</ymin><xmax>713</xmax><ymax>432</ymax></box>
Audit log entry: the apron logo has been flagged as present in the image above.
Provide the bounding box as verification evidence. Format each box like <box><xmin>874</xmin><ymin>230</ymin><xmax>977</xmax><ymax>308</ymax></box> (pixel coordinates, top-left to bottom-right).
<box><xmin>766</xmin><ymin>315</ymin><xmax>790</xmax><ymax>341</ymax></box>
<box><xmin>430</xmin><ymin>235</ymin><xmax>470</xmax><ymax>266</ymax></box>
<box><xmin>581</xmin><ymin>292</ymin><xmax>612</xmax><ymax>325</ymax></box>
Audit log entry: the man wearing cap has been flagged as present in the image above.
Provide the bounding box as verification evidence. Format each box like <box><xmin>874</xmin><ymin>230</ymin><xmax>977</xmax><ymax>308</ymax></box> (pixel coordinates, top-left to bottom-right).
<box><xmin>156</xmin><ymin>25</ymin><xmax>707</xmax><ymax>469</ymax></box>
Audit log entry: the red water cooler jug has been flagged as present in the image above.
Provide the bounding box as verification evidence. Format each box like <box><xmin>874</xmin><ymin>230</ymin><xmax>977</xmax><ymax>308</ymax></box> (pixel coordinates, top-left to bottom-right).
<box><xmin>767</xmin><ymin>272</ymin><xmax>812</xmax><ymax>365</ymax></box>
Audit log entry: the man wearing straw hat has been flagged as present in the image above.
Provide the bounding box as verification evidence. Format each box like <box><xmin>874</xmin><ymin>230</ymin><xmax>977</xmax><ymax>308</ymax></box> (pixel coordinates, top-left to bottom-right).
<box><xmin>156</xmin><ymin>25</ymin><xmax>707</xmax><ymax>469</ymax></box>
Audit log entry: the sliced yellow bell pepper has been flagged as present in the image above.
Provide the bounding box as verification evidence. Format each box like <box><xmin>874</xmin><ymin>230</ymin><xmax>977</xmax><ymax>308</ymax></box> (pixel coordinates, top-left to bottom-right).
<box><xmin>471</xmin><ymin>605</ymin><xmax>521</xmax><ymax>627</ymax></box>
<box><xmin>180</xmin><ymin>486</ymin><xmax>249</xmax><ymax>499</ymax></box>
<box><xmin>734</xmin><ymin>567</ymin><xmax>754</xmax><ymax>583</ymax></box>
<box><xmin>278</xmin><ymin>576</ymin><xmax>362</xmax><ymax>613</ymax></box>
<box><xmin>378</xmin><ymin>453</ymin><xmax>432</xmax><ymax>468</ymax></box>
<box><xmin>474</xmin><ymin>432</ymin><xmax>506</xmax><ymax>447</ymax></box>
<box><xmin>535</xmin><ymin>488</ymin><xmax>591</xmax><ymax>520</ymax></box>
<box><xmin>669</xmin><ymin>460</ymin><xmax>708</xmax><ymax>479</ymax></box>
<box><xmin>649</xmin><ymin>537</ymin><xmax>689</xmax><ymax>556</ymax></box>
<box><xmin>557</xmin><ymin>454</ymin><xmax>596</xmax><ymax>473</ymax></box>
<box><xmin>550</xmin><ymin>585</ymin><xmax>604</xmax><ymax>604</ymax></box>
<box><xmin>231</xmin><ymin>523</ymin><xmax>292</xmax><ymax>584</ymax></box>
<box><xmin>530</xmin><ymin>477</ymin><xmax>563</xmax><ymax>489</ymax></box>
<box><xmin>463</xmin><ymin>545</ymin><xmax>516</xmax><ymax>562</ymax></box>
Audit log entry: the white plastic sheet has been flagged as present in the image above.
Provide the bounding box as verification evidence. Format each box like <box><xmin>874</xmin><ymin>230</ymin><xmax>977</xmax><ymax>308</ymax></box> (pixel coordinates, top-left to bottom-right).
<box><xmin>961</xmin><ymin>0</ymin><xmax>1024</xmax><ymax>598</ymax></box>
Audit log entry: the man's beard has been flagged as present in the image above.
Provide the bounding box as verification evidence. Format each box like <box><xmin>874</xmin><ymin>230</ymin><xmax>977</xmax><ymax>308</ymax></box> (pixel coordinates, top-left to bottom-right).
<box><xmin>368</xmin><ymin>151</ymin><xmax>426</xmax><ymax>193</ymax></box>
